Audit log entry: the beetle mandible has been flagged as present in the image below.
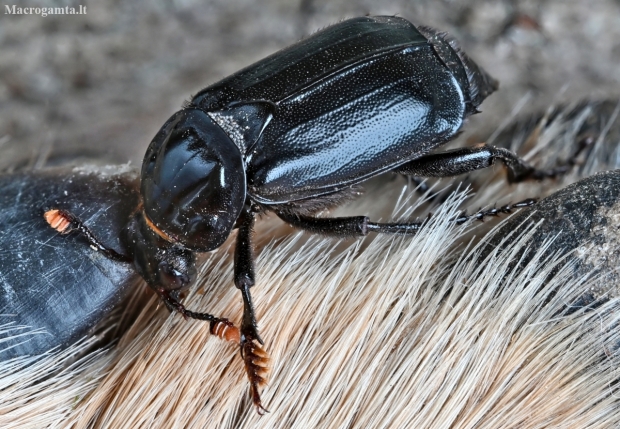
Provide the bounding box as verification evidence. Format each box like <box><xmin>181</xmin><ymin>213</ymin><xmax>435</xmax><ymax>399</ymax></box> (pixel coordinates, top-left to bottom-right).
<box><xmin>47</xmin><ymin>16</ymin><xmax>580</xmax><ymax>413</ymax></box>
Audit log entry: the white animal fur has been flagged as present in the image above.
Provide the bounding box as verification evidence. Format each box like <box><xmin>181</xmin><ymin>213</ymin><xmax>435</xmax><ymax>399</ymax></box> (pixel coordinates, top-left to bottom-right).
<box><xmin>2</xmin><ymin>100</ymin><xmax>620</xmax><ymax>427</ymax></box>
<box><xmin>1</xmin><ymin>189</ymin><xmax>619</xmax><ymax>428</ymax></box>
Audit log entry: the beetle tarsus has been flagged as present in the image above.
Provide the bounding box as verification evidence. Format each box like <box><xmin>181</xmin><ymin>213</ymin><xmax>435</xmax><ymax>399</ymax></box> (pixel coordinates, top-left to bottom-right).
<box><xmin>528</xmin><ymin>134</ymin><xmax>594</xmax><ymax>180</ymax></box>
<box><xmin>453</xmin><ymin>198</ymin><xmax>537</xmax><ymax>224</ymax></box>
<box><xmin>156</xmin><ymin>288</ymin><xmax>223</xmax><ymax>325</ymax></box>
<box><xmin>240</xmin><ymin>335</ymin><xmax>271</xmax><ymax>415</ymax></box>
<box><xmin>495</xmin><ymin>139</ymin><xmax>593</xmax><ymax>182</ymax></box>
<box><xmin>277</xmin><ymin>197</ymin><xmax>537</xmax><ymax>237</ymax></box>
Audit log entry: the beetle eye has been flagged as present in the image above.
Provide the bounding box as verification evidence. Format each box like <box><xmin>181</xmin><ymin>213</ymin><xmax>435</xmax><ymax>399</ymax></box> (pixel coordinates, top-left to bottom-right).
<box><xmin>158</xmin><ymin>261</ymin><xmax>191</xmax><ymax>290</ymax></box>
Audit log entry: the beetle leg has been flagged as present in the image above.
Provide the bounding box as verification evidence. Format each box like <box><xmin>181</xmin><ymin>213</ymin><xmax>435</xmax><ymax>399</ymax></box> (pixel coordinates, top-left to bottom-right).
<box><xmin>394</xmin><ymin>140</ymin><xmax>592</xmax><ymax>183</ymax></box>
<box><xmin>400</xmin><ymin>176</ymin><xmax>440</xmax><ymax>201</ymax></box>
<box><xmin>452</xmin><ymin>198</ymin><xmax>536</xmax><ymax>224</ymax></box>
<box><xmin>234</xmin><ymin>207</ymin><xmax>270</xmax><ymax>414</ymax></box>
<box><xmin>44</xmin><ymin>209</ymin><xmax>132</xmax><ymax>263</ymax></box>
<box><xmin>276</xmin><ymin>211</ymin><xmax>424</xmax><ymax>235</ymax></box>
<box><xmin>275</xmin><ymin>198</ymin><xmax>536</xmax><ymax>236</ymax></box>
<box><xmin>234</xmin><ymin>208</ymin><xmax>262</xmax><ymax>343</ymax></box>
<box><xmin>276</xmin><ymin>212</ymin><xmax>386</xmax><ymax>236</ymax></box>
<box><xmin>155</xmin><ymin>287</ymin><xmax>242</xmax><ymax>340</ymax></box>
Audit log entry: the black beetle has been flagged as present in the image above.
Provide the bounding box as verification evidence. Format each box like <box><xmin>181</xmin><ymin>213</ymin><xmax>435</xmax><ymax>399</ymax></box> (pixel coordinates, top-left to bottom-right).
<box><xmin>47</xmin><ymin>16</ymin><xmax>577</xmax><ymax>413</ymax></box>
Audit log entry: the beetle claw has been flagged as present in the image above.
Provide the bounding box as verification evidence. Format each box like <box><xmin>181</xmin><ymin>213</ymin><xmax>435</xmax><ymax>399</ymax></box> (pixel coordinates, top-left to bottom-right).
<box><xmin>241</xmin><ymin>322</ymin><xmax>264</xmax><ymax>346</ymax></box>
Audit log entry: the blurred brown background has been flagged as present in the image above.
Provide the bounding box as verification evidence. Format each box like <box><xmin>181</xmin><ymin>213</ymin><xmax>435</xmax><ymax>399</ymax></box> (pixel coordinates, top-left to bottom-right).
<box><xmin>2</xmin><ymin>3</ymin><xmax>620</xmax><ymax>427</ymax></box>
<box><xmin>1</xmin><ymin>0</ymin><xmax>619</xmax><ymax>172</ymax></box>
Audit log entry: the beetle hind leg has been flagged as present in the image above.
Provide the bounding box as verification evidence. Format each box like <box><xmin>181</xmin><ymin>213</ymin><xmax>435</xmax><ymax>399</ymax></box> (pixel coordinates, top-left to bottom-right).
<box><xmin>394</xmin><ymin>139</ymin><xmax>592</xmax><ymax>183</ymax></box>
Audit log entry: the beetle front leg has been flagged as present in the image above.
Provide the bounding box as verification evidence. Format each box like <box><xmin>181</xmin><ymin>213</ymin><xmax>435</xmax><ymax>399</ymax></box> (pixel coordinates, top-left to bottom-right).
<box><xmin>234</xmin><ymin>208</ymin><xmax>262</xmax><ymax>343</ymax></box>
<box><xmin>234</xmin><ymin>207</ymin><xmax>270</xmax><ymax>414</ymax></box>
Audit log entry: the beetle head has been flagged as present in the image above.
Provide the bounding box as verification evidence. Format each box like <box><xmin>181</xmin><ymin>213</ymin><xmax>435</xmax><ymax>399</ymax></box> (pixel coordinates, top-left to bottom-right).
<box><xmin>419</xmin><ymin>26</ymin><xmax>498</xmax><ymax>115</ymax></box>
<box><xmin>141</xmin><ymin>108</ymin><xmax>246</xmax><ymax>252</ymax></box>
<box><xmin>124</xmin><ymin>212</ymin><xmax>197</xmax><ymax>293</ymax></box>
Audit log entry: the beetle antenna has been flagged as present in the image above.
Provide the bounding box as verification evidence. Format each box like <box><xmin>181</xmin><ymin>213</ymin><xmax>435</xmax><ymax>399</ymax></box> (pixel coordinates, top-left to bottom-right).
<box><xmin>44</xmin><ymin>209</ymin><xmax>132</xmax><ymax>263</ymax></box>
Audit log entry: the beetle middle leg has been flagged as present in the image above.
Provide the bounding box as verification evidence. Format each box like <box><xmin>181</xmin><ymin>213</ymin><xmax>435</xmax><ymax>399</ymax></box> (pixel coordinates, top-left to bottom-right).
<box><xmin>394</xmin><ymin>141</ymin><xmax>592</xmax><ymax>183</ymax></box>
<box><xmin>402</xmin><ymin>176</ymin><xmax>439</xmax><ymax>201</ymax></box>
<box><xmin>274</xmin><ymin>198</ymin><xmax>535</xmax><ymax>237</ymax></box>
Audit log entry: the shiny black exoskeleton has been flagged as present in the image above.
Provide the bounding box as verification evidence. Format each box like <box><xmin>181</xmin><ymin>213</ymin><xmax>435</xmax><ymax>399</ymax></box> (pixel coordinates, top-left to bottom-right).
<box><xmin>0</xmin><ymin>167</ymin><xmax>140</xmax><ymax>360</ymax></box>
<box><xmin>53</xmin><ymin>16</ymin><xmax>575</xmax><ymax>413</ymax></box>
